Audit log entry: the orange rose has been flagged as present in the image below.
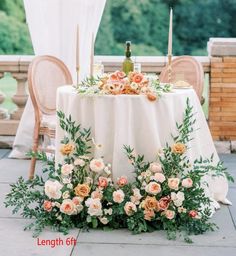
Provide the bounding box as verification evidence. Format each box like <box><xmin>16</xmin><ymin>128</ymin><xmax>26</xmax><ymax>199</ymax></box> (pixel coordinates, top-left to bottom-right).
<box><xmin>133</xmin><ymin>73</ymin><xmax>144</xmax><ymax>83</ymax></box>
<box><xmin>144</xmin><ymin>209</ymin><xmax>155</xmax><ymax>221</ymax></box>
<box><xmin>43</xmin><ymin>200</ymin><xmax>52</xmax><ymax>212</ymax></box>
<box><xmin>171</xmin><ymin>143</ymin><xmax>186</xmax><ymax>154</ymax></box>
<box><xmin>147</xmin><ymin>92</ymin><xmax>157</xmax><ymax>101</ymax></box>
<box><xmin>60</xmin><ymin>143</ymin><xmax>74</xmax><ymax>155</ymax></box>
<box><xmin>142</xmin><ymin>196</ymin><xmax>159</xmax><ymax>211</ymax></box>
<box><xmin>159</xmin><ymin>196</ymin><xmax>171</xmax><ymax>211</ymax></box>
<box><xmin>74</xmin><ymin>184</ymin><xmax>90</xmax><ymax>198</ymax></box>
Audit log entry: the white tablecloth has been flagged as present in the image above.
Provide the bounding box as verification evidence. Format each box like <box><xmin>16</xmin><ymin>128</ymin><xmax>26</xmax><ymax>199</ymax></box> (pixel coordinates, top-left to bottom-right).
<box><xmin>56</xmin><ymin>86</ymin><xmax>230</xmax><ymax>206</ymax></box>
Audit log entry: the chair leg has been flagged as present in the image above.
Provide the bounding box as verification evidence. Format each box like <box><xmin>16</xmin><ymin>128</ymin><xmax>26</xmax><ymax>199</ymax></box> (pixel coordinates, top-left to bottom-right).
<box><xmin>28</xmin><ymin>123</ymin><xmax>40</xmax><ymax>180</ymax></box>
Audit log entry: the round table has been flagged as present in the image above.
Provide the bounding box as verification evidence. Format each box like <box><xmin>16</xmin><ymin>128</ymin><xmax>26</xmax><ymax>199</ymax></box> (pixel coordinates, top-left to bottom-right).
<box><xmin>56</xmin><ymin>85</ymin><xmax>219</xmax><ymax>176</ymax></box>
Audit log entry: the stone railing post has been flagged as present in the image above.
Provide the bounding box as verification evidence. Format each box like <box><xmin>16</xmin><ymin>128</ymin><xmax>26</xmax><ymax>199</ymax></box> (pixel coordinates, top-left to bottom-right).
<box><xmin>0</xmin><ymin>72</ymin><xmax>7</xmax><ymax>119</ymax></box>
<box><xmin>208</xmin><ymin>38</ymin><xmax>236</xmax><ymax>140</ymax></box>
<box><xmin>11</xmin><ymin>72</ymin><xmax>28</xmax><ymax>120</ymax></box>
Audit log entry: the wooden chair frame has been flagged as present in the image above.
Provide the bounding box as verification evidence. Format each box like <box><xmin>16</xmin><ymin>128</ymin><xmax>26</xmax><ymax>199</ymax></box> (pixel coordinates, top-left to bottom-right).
<box><xmin>28</xmin><ymin>55</ymin><xmax>73</xmax><ymax>179</ymax></box>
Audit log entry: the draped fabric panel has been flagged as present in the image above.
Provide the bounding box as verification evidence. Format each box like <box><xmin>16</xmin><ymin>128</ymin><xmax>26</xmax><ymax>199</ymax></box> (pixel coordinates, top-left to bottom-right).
<box><xmin>9</xmin><ymin>0</ymin><xmax>106</xmax><ymax>158</ymax></box>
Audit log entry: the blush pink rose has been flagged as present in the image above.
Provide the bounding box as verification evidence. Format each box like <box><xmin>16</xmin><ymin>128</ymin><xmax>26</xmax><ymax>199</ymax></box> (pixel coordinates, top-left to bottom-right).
<box><xmin>115</xmin><ymin>71</ymin><xmax>126</xmax><ymax>80</ymax></box>
<box><xmin>117</xmin><ymin>176</ymin><xmax>128</xmax><ymax>187</ymax></box>
<box><xmin>124</xmin><ymin>202</ymin><xmax>137</xmax><ymax>216</ymax></box>
<box><xmin>159</xmin><ymin>196</ymin><xmax>171</xmax><ymax>211</ymax></box>
<box><xmin>98</xmin><ymin>177</ymin><xmax>108</xmax><ymax>188</ymax></box>
<box><xmin>61</xmin><ymin>164</ymin><xmax>74</xmax><ymax>176</ymax></box>
<box><xmin>154</xmin><ymin>173</ymin><xmax>166</xmax><ymax>183</ymax></box>
<box><xmin>113</xmin><ymin>189</ymin><xmax>125</xmax><ymax>203</ymax></box>
<box><xmin>189</xmin><ymin>210</ymin><xmax>198</xmax><ymax>218</ymax></box>
<box><xmin>43</xmin><ymin>200</ymin><xmax>52</xmax><ymax>212</ymax></box>
<box><xmin>60</xmin><ymin>199</ymin><xmax>76</xmax><ymax>215</ymax></box>
<box><xmin>168</xmin><ymin>178</ymin><xmax>180</xmax><ymax>190</ymax></box>
<box><xmin>133</xmin><ymin>73</ymin><xmax>144</xmax><ymax>83</ymax></box>
<box><xmin>91</xmin><ymin>190</ymin><xmax>103</xmax><ymax>200</ymax></box>
<box><xmin>149</xmin><ymin>162</ymin><xmax>162</xmax><ymax>173</ymax></box>
<box><xmin>182</xmin><ymin>178</ymin><xmax>193</xmax><ymax>188</ymax></box>
<box><xmin>145</xmin><ymin>182</ymin><xmax>161</xmax><ymax>195</ymax></box>
<box><xmin>165</xmin><ymin>210</ymin><xmax>175</xmax><ymax>220</ymax></box>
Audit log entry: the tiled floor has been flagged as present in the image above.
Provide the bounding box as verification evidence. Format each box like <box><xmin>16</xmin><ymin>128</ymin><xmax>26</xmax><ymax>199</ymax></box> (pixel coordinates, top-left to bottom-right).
<box><xmin>0</xmin><ymin>150</ymin><xmax>235</xmax><ymax>256</ymax></box>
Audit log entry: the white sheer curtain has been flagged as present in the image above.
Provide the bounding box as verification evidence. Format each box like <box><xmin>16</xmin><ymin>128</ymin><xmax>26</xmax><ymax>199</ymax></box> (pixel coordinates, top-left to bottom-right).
<box><xmin>9</xmin><ymin>0</ymin><xmax>106</xmax><ymax>158</ymax></box>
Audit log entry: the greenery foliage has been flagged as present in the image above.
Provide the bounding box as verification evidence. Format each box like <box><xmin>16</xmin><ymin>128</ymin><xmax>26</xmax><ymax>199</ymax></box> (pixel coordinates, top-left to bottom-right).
<box><xmin>0</xmin><ymin>0</ymin><xmax>235</xmax><ymax>55</ymax></box>
<box><xmin>5</xmin><ymin>100</ymin><xmax>233</xmax><ymax>241</ymax></box>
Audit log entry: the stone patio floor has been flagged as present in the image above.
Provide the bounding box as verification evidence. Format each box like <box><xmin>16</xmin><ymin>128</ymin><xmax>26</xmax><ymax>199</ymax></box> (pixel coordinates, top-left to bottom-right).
<box><xmin>0</xmin><ymin>149</ymin><xmax>235</xmax><ymax>256</ymax></box>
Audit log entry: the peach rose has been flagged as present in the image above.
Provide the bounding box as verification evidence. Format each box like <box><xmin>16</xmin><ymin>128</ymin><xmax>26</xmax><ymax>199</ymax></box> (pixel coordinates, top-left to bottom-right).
<box><xmin>147</xmin><ymin>92</ymin><xmax>157</xmax><ymax>101</ymax></box>
<box><xmin>72</xmin><ymin>196</ymin><xmax>83</xmax><ymax>205</ymax></box>
<box><xmin>60</xmin><ymin>199</ymin><xmax>76</xmax><ymax>215</ymax></box>
<box><xmin>168</xmin><ymin>178</ymin><xmax>180</xmax><ymax>190</ymax></box>
<box><xmin>142</xmin><ymin>196</ymin><xmax>159</xmax><ymax>211</ymax></box>
<box><xmin>124</xmin><ymin>202</ymin><xmax>137</xmax><ymax>216</ymax></box>
<box><xmin>165</xmin><ymin>210</ymin><xmax>175</xmax><ymax>220</ymax></box>
<box><xmin>182</xmin><ymin>178</ymin><xmax>193</xmax><ymax>188</ymax></box>
<box><xmin>171</xmin><ymin>143</ymin><xmax>186</xmax><ymax>154</ymax></box>
<box><xmin>43</xmin><ymin>200</ymin><xmax>52</xmax><ymax>212</ymax></box>
<box><xmin>189</xmin><ymin>210</ymin><xmax>198</xmax><ymax>218</ymax></box>
<box><xmin>133</xmin><ymin>73</ymin><xmax>144</xmax><ymax>83</ymax></box>
<box><xmin>61</xmin><ymin>164</ymin><xmax>74</xmax><ymax>176</ymax></box>
<box><xmin>74</xmin><ymin>183</ymin><xmax>90</xmax><ymax>198</ymax></box>
<box><xmin>113</xmin><ymin>189</ymin><xmax>125</xmax><ymax>203</ymax></box>
<box><xmin>149</xmin><ymin>162</ymin><xmax>162</xmax><ymax>173</ymax></box>
<box><xmin>60</xmin><ymin>143</ymin><xmax>74</xmax><ymax>155</ymax></box>
<box><xmin>99</xmin><ymin>217</ymin><xmax>109</xmax><ymax>225</ymax></box>
<box><xmin>90</xmin><ymin>158</ymin><xmax>105</xmax><ymax>173</ymax></box>
<box><xmin>153</xmin><ymin>173</ymin><xmax>166</xmax><ymax>183</ymax></box>
<box><xmin>117</xmin><ymin>176</ymin><xmax>128</xmax><ymax>187</ymax></box>
<box><xmin>98</xmin><ymin>176</ymin><xmax>108</xmax><ymax>188</ymax></box>
<box><xmin>144</xmin><ymin>209</ymin><xmax>155</xmax><ymax>221</ymax></box>
<box><xmin>91</xmin><ymin>190</ymin><xmax>103</xmax><ymax>200</ymax></box>
<box><xmin>145</xmin><ymin>182</ymin><xmax>161</xmax><ymax>195</ymax></box>
<box><xmin>110</xmin><ymin>73</ymin><xmax>118</xmax><ymax>81</ymax></box>
<box><xmin>159</xmin><ymin>196</ymin><xmax>171</xmax><ymax>211</ymax></box>
<box><xmin>115</xmin><ymin>71</ymin><xmax>126</xmax><ymax>80</ymax></box>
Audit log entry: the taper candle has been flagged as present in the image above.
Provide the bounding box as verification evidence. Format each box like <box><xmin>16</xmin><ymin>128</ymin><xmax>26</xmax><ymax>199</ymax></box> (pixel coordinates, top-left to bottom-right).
<box><xmin>76</xmin><ymin>24</ymin><xmax>80</xmax><ymax>84</ymax></box>
<box><xmin>168</xmin><ymin>8</ymin><xmax>173</xmax><ymax>57</ymax></box>
<box><xmin>90</xmin><ymin>32</ymin><xmax>94</xmax><ymax>77</ymax></box>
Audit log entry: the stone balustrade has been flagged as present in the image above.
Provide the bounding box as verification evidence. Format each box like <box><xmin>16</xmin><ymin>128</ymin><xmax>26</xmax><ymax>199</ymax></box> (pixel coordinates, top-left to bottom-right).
<box><xmin>0</xmin><ymin>38</ymin><xmax>235</xmax><ymax>140</ymax></box>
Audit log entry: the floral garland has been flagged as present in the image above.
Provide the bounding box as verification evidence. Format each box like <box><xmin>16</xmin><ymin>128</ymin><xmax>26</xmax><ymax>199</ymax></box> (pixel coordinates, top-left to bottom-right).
<box><xmin>76</xmin><ymin>71</ymin><xmax>172</xmax><ymax>101</ymax></box>
<box><xmin>5</xmin><ymin>99</ymin><xmax>233</xmax><ymax>242</ymax></box>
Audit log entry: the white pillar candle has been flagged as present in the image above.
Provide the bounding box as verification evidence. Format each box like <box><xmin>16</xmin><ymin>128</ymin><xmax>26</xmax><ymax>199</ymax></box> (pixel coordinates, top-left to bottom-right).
<box><xmin>168</xmin><ymin>8</ymin><xmax>173</xmax><ymax>56</ymax></box>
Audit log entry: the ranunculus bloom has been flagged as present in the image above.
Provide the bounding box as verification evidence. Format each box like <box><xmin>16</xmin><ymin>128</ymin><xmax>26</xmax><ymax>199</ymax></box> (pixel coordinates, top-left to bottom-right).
<box><xmin>168</xmin><ymin>178</ymin><xmax>180</xmax><ymax>190</ymax></box>
<box><xmin>165</xmin><ymin>210</ymin><xmax>175</xmax><ymax>220</ymax></box>
<box><xmin>91</xmin><ymin>190</ymin><xmax>103</xmax><ymax>200</ymax></box>
<box><xmin>189</xmin><ymin>210</ymin><xmax>198</xmax><ymax>218</ymax></box>
<box><xmin>149</xmin><ymin>162</ymin><xmax>162</xmax><ymax>173</ymax></box>
<box><xmin>85</xmin><ymin>198</ymin><xmax>103</xmax><ymax>216</ymax></box>
<box><xmin>142</xmin><ymin>196</ymin><xmax>159</xmax><ymax>211</ymax></box>
<box><xmin>144</xmin><ymin>209</ymin><xmax>155</xmax><ymax>221</ymax></box>
<box><xmin>153</xmin><ymin>173</ymin><xmax>166</xmax><ymax>183</ymax></box>
<box><xmin>171</xmin><ymin>143</ymin><xmax>186</xmax><ymax>154</ymax></box>
<box><xmin>74</xmin><ymin>183</ymin><xmax>90</xmax><ymax>198</ymax></box>
<box><xmin>117</xmin><ymin>176</ymin><xmax>128</xmax><ymax>187</ymax></box>
<box><xmin>182</xmin><ymin>178</ymin><xmax>193</xmax><ymax>188</ymax></box>
<box><xmin>45</xmin><ymin>180</ymin><xmax>63</xmax><ymax>199</ymax></box>
<box><xmin>60</xmin><ymin>143</ymin><xmax>74</xmax><ymax>155</ymax></box>
<box><xmin>133</xmin><ymin>73</ymin><xmax>144</xmax><ymax>83</ymax></box>
<box><xmin>145</xmin><ymin>182</ymin><xmax>161</xmax><ymax>195</ymax></box>
<box><xmin>98</xmin><ymin>176</ymin><xmax>108</xmax><ymax>188</ymax></box>
<box><xmin>113</xmin><ymin>189</ymin><xmax>125</xmax><ymax>203</ymax></box>
<box><xmin>60</xmin><ymin>199</ymin><xmax>76</xmax><ymax>215</ymax></box>
<box><xmin>74</xmin><ymin>158</ymin><xmax>85</xmax><ymax>167</ymax></box>
<box><xmin>159</xmin><ymin>196</ymin><xmax>171</xmax><ymax>211</ymax></box>
<box><xmin>61</xmin><ymin>164</ymin><xmax>74</xmax><ymax>176</ymax></box>
<box><xmin>43</xmin><ymin>200</ymin><xmax>52</xmax><ymax>212</ymax></box>
<box><xmin>124</xmin><ymin>202</ymin><xmax>137</xmax><ymax>216</ymax></box>
<box><xmin>90</xmin><ymin>158</ymin><xmax>105</xmax><ymax>173</ymax></box>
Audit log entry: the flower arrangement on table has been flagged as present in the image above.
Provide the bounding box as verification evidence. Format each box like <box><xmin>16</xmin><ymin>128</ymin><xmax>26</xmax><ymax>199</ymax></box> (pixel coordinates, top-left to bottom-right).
<box><xmin>76</xmin><ymin>70</ymin><xmax>172</xmax><ymax>101</ymax></box>
<box><xmin>5</xmin><ymin>99</ymin><xmax>233</xmax><ymax>242</ymax></box>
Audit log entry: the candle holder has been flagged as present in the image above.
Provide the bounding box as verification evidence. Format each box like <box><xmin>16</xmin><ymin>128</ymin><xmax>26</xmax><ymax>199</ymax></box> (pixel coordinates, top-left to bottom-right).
<box><xmin>167</xmin><ymin>54</ymin><xmax>172</xmax><ymax>83</ymax></box>
<box><xmin>76</xmin><ymin>66</ymin><xmax>80</xmax><ymax>85</ymax></box>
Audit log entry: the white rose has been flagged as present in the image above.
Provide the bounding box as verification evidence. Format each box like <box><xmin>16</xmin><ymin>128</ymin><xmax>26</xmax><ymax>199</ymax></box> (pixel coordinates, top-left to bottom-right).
<box><xmin>90</xmin><ymin>158</ymin><xmax>105</xmax><ymax>173</ymax></box>
<box><xmin>85</xmin><ymin>198</ymin><xmax>103</xmax><ymax>216</ymax></box>
<box><xmin>153</xmin><ymin>173</ymin><xmax>166</xmax><ymax>183</ymax></box>
<box><xmin>74</xmin><ymin>158</ymin><xmax>86</xmax><ymax>167</ymax></box>
<box><xmin>99</xmin><ymin>217</ymin><xmax>109</xmax><ymax>225</ymax></box>
<box><xmin>45</xmin><ymin>180</ymin><xmax>63</xmax><ymax>199</ymax></box>
<box><xmin>61</xmin><ymin>164</ymin><xmax>74</xmax><ymax>176</ymax></box>
<box><xmin>149</xmin><ymin>162</ymin><xmax>162</xmax><ymax>173</ymax></box>
<box><xmin>171</xmin><ymin>191</ymin><xmax>185</xmax><ymax>207</ymax></box>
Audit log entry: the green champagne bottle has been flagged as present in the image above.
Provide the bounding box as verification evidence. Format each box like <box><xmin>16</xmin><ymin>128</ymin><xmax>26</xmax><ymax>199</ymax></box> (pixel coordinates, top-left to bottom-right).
<box><xmin>122</xmin><ymin>41</ymin><xmax>134</xmax><ymax>75</ymax></box>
